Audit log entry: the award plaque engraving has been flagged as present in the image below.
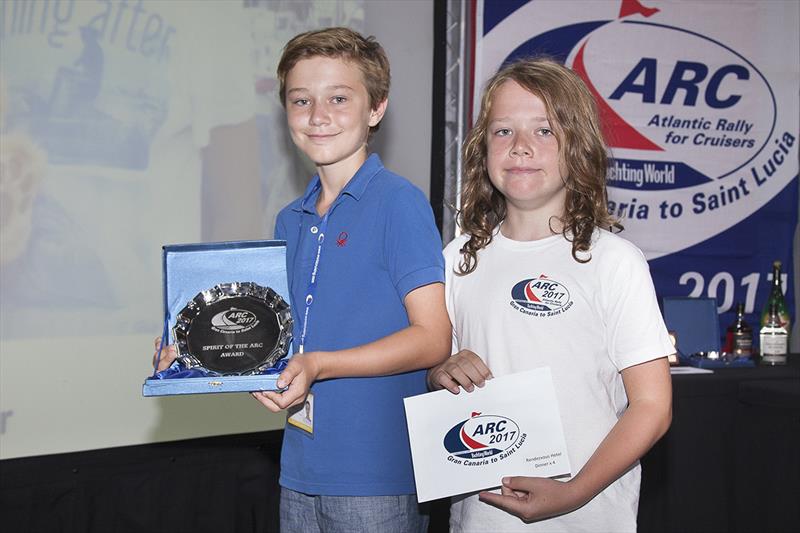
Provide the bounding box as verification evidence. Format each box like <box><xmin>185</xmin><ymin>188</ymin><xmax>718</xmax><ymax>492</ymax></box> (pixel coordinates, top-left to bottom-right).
<box><xmin>173</xmin><ymin>282</ymin><xmax>292</xmax><ymax>375</ymax></box>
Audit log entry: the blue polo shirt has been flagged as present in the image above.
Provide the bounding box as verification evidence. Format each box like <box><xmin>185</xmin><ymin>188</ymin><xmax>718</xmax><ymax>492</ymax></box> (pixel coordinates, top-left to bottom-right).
<box><xmin>274</xmin><ymin>154</ymin><xmax>444</xmax><ymax>496</ymax></box>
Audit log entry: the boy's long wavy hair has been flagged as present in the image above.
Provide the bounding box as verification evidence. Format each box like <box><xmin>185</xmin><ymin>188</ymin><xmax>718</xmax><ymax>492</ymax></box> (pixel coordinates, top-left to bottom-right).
<box><xmin>457</xmin><ymin>58</ymin><xmax>621</xmax><ymax>275</ymax></box>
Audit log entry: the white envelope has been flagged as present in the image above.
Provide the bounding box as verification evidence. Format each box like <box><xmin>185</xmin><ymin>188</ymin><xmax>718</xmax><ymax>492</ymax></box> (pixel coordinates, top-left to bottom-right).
<box><xmin>403</xmin><ymin>367</ymin><xmax>572</xmax><ymax>503</ymax></box>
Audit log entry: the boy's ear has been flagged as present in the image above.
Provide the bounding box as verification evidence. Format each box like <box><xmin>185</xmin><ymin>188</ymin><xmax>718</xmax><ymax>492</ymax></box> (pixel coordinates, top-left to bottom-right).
<box><xmin>368</xmin><ymin>98</ymin><xmax>388</xmax><ymax>128</ymax></box>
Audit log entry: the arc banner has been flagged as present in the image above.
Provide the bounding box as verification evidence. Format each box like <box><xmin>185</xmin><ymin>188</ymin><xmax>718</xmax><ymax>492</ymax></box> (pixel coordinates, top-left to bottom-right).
<box><xmin>473</xmin><ymin>0</ymin><xmax>798</xmax><ymax>336</ymax></box>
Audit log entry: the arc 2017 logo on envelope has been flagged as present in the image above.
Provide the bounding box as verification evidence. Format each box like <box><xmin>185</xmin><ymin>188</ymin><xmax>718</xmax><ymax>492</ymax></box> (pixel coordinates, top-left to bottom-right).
<box><xmin>444</xmin><ymin>412</ymin><xmax>526</xmax><ymax>465</ymax></box>
<box><xmin>404</xmin><ymin>367</ymin><xmax>572</xmax><ymax>503</ymax></box>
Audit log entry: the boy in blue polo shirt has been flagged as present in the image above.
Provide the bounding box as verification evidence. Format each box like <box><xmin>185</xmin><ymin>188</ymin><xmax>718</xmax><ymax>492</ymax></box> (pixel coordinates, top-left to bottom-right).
<box><xmin>152</xmin><ymin>26</ymin><xmax>449</xmax><ymax>531</ymax></box>
<box><xmin>251</xmin><ymin>27</ymin><xmax>451</xmax><ymax>532</ymax></box>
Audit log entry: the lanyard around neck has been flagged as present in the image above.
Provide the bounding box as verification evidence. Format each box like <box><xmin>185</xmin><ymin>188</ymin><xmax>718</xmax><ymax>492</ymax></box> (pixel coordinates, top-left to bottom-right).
<box><xmin>297</xmin><ymin>204</ymin><xmax>331</xmax><ymax>354</ymax></box>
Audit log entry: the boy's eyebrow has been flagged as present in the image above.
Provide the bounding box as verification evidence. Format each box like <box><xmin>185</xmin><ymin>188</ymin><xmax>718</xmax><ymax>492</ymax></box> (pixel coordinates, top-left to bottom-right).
<box><xmin>286</xmin><ymin>84</ymin><xmax>356</xmax><ymax>95</ymax></box>
<box><xmin>326</xmin><ymin>84</ymin><xmax>356</xmax><ymax>92</ymax></box>
<box><xmin>489</xmin><ymin>115</ymin><xmax>549</xmax><ymax>123</ymax></box>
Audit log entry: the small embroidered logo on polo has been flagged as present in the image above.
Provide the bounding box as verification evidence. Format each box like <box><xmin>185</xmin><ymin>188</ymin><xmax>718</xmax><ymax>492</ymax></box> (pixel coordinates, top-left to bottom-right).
<box><xmin>510</xmin><ymin>274</ymin><xmax>574</xmax><ymax>317</ymax></box>
<box><xmin>336</xmin><ymin>231</ymin><xmax>349</xmax><ymax>247</ymax></box>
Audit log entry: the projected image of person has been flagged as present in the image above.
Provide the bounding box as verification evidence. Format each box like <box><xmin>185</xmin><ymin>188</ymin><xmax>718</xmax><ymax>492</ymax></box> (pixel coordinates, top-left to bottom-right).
<box><xmin>427</xmin><ymin>58</ymin><xmax>675</xmax><ymax>532</ymax></box>
<box><xmin>0</xmin><ymin>0</ymin><xmax>262</xmax><ymax>339</ymax></box>
<box><xmin>0</xmin><ymin>73</ymin><xmax>115</xmax><ymax>313</ymax></box>
<box><xmin>0</xmin><ymin>78</ymin><xmax>47</xmax><ymax>268</ymax></box>
<box><xmin>63</xmin><ymin>26</ymin><xmax>104</xmax><ymax>113</ymax></box>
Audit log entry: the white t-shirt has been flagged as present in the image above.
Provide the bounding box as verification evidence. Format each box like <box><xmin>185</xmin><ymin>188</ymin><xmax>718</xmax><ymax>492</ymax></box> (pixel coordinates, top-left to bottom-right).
<box><xmin>445</xmin><ymin>227</ymin><xmax>674</xmax><ymax>533</ymax></box>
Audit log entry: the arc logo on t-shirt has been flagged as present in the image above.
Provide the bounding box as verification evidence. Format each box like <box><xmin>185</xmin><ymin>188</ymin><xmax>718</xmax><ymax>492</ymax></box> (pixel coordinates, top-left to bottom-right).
<box><xmin>442</xmin><ymin>412</ymin><xmax>527</xmax><ymax>466</ymax></box>
<box><xmin>510</xmin><ymin>275</ymin><xmax>574</xmax><ymax>317</ymax></box>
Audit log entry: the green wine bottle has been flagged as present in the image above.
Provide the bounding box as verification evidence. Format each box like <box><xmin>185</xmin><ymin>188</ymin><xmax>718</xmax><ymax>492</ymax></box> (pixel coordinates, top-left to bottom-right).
<box><xmin>760</xmin><ymin>260</ymin><xmax>790</xmax><ymax>331</ymax></box>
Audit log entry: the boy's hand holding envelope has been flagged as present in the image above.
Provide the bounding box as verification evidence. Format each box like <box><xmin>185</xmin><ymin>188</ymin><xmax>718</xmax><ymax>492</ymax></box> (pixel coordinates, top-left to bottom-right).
<box><xmin>427</xmin><ymin>349</ymin><xmax>494</xmax><ymax>393</ymax></box>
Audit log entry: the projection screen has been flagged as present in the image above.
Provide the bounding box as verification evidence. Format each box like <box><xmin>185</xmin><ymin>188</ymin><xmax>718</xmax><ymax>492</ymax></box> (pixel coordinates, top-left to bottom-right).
<box><xmin>0</xmin><ymin>0</ymin><xmax>433</xmax><ymax>459</ymax></box>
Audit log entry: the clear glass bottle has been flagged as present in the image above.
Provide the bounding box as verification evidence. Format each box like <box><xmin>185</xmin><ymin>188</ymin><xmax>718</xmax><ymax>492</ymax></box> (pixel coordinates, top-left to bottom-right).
<box><xmin>725</xmin><ymin>303</ymin><xmax>753</xmax><ymax>359</ymax></box>
<box><xmin>760</xmin><ymin>301</ymin><xmax>788</xmax><ymax>365</ymax></box>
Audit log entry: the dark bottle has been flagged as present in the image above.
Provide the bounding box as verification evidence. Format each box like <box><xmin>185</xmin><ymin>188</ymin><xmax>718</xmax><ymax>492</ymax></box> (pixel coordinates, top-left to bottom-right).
<box><xmin>725</xmin><ymin>303</ymin><xmax>753</xmax><ymax>359</ymax></box>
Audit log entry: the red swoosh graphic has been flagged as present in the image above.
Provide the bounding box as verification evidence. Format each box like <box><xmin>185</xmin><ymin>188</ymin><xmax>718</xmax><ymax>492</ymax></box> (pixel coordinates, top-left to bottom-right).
<box><xmin>460</xmin><ymin>426</ymin><xmax>487</xmax><ymax>450</ymax></box>
<box><xmin>525</xmin><ymin>283</ymin><xmax>542</xmax><ymax>302</ymax></box>
<box><xmin>572</xmin><ymin>43</ymin><xmax>663</xmax><ymax>151</ymax></box>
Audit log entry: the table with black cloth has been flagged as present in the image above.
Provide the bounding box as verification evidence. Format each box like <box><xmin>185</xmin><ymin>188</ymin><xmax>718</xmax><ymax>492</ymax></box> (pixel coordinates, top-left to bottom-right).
<box><xmin>1</xmin><ymin>358</ymin><xmax>798</xmax><ymax>533</ymax></box>
<box><xmin>638</xmin><ymin>357</ymin><xmax>800</xmax><ymax>533</ymax></box>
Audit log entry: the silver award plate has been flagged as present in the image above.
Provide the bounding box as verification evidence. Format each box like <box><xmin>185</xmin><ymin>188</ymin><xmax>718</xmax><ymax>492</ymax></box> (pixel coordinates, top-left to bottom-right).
<box><xmin>173</xmin><ymin>282</ymin><xmax>292</xmax><ymax>375</ymax></box>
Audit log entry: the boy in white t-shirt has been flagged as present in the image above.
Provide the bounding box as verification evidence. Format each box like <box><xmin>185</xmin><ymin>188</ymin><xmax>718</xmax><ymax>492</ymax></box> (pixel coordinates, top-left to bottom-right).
<box><xmin>427</xmin><ymin>58</ymin><xmax>675</xmax><ymax>532</ymax></box>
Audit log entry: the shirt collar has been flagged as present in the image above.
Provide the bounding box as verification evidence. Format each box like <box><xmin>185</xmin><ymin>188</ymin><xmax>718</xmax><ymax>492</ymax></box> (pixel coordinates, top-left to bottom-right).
<box><xmin>294</xmin><ymin>153</ymin><xmax>384</xmax><ymax>214</ymax></box>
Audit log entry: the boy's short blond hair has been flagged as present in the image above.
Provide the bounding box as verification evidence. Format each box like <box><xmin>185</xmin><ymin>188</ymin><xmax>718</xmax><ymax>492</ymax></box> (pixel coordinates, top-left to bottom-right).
<box><xmin>277</xmin><ymin>27</ymin><xmax>391</xmax><ymax>135</ymax></box>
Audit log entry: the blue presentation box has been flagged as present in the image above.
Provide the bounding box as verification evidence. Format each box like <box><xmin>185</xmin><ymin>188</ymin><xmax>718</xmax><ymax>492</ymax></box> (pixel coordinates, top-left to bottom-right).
<box><xmin>142</xmin><ymin>240</ymin><xmax>293</xmax><ymax>397</ymax></box>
